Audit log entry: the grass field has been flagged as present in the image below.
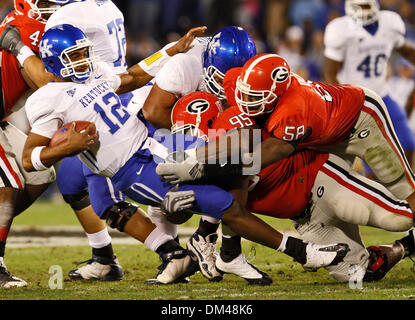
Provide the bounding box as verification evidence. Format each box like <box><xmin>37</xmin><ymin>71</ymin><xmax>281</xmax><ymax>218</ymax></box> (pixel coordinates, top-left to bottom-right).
<box><xmin>3</xmin><ymin>200</ymin><xmax>415</xmax><ymax>302</ymax></box>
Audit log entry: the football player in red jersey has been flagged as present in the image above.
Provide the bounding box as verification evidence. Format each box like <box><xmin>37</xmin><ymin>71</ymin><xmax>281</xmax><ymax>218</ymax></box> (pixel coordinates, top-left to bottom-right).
<box><xmin>158</xmin><ymin>53</ymin><xmax>415</xmax><ymax>220</ymax></box>
<box><xmin>0</xmin><ymin>0</ymin><xmax>59</xmax><ymax>287</ymax></box>
<box><xmin>170</xmin><ymin>84</ymin><xmax>412</xmax><ymax>283</ymax></box>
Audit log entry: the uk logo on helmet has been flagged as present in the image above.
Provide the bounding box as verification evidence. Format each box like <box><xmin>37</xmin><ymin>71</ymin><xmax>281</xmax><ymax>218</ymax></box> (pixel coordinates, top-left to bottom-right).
<box><xmin>271</xmin><ymin>67</ymin><xmax>289</xmax><ymax>83</ymax></box>
<box><xmin>186</xmin><ymin>99</ymin><xmax>209</xmax><ymax>114</ymax></box>
<box><xmin>40</xmin><ymin>39</ymin><xmax>53</xmax><ymax>58</ymax></box>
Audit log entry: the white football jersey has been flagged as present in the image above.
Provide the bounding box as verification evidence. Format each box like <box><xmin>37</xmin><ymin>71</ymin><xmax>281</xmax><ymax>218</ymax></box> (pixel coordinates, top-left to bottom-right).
<box><xmin>154</xmin><ymin>37</ymin><xmax>210</xmax><ymax>97</ymax></box>
<box><xmin>45</xmin><ymin>0</ymin><xmax>127</xmax><ymax>75</ymax></box>
<box><xmin>26</xmin><ymin>62</ymin><xmax>147</xmax><ymax>177</ymax></box>
<box><xmin>324</xmin><ymin>10</ymin><xmax>405</xmax><ymax>97</ymax></box>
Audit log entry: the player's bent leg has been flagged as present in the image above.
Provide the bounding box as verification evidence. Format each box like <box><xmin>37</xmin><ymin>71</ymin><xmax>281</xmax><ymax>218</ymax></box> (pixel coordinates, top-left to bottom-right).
<box><xmin>333</xmin><ymin>87</ymin><xmax>415</xmax><ymax>205</ymax></box>
<box><xmin>0</xmin><ymin>187</ymin><xmax>27</xmax><ymax>288</ymax></box>
<box><xmin>104</xmin><ymin>204</ymin><xmax>198</xmax><ymax>284</ymax></box>
<box><xmin>318</xmin><ymin>154</ymin><xmax>414</xmax><ymax>232</ymax></box>
<box><xmin>161</xmin><ymin>186</ymin><xmax>349</xmax><ymax>271</ymax></box>
<box><xmin>216</xmin><ymin>223</ymin><xmax>272</xmax><ymax>285</ymax></box>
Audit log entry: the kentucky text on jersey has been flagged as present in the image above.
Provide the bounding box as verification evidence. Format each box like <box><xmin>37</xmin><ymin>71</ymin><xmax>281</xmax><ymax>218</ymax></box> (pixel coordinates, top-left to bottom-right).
<box><xmin>79</xmin><ymin>81</ymin><xmax>112</xmax><ymax>108</ymax></box>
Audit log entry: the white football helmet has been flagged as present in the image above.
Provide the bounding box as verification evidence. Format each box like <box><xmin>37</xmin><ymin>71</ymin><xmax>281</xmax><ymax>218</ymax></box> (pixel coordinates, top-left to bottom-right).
<box><xmin>345</xmin><ymin>0</ymin><xmax>380</xmax><ymax>26</ymax></box>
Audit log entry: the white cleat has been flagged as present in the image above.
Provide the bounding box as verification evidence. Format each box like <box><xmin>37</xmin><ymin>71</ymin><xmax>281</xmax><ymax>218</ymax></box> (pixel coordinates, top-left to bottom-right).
<box><xmin>68</xmin><ymin>255</ymin><xmax>124</xmax><ymax>281</ymax></box>
<box><xmin>215</xmin><ymin>253</ymin><xmax>272</xmax><ymax>285</ymax></box>
<box><xmin>145</xmin><ymin>249</ymin><xmax>199</xmax><ymax>285</ymax></box>
<box><xmin>303</xmin><ymin>243</ymin><xmax>350</xmax><ymax>271</ymax></box>
<box><xmin>0</xmin><ymin>266</ymin><xmax>27</xmax><ymax>288</ymax></box>
<box><xmin>187</xmin><ymin>232</ymin><xmax>223</xmax><ymax>282</ymax></box>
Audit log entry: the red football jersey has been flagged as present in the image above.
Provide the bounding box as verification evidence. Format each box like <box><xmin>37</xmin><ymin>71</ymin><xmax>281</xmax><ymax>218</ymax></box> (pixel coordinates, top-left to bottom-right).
<box><xmin>266</xmin><ymin>73</ymin><xmax>365</xmax><ymax>149</ymax></box>
<box><xmin>223</xmin><ymin>67</ymin><xmax>242</xmax><ymax>108</ymax></box>
<box><xmin>0</xmin><ymin>11</ymin><xmax>45</xmax><ymax>119</ymax></box>
<box><xmin>212</xmin><ymin>105</ymin><xmax>329</xmax><ymax>219</ymax></box>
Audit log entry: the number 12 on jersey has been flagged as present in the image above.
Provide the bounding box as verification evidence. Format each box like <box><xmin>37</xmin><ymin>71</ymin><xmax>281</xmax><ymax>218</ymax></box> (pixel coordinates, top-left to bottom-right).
<box><xmin>94</xmin><ymin>92</ymin><xmax>130</xmax><ymax>134</ymax></box>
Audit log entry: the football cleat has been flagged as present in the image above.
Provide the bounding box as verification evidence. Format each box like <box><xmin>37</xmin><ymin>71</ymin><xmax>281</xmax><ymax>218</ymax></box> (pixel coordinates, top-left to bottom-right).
<box><xmin>145</xmin><ymin>249</ymin><xmax>199</xmax><ymax>285</ymax></box>
<box><xmin>363</xmin><ymin>243</ymin><xmax>404</xmax><ymax>282</ymax></box>
<box><xmin>303</xmin><ymin>243</ymin><xmax>350</xmax><ymax>271</ymax></box>
<box><xmin>215</xmin><ymin>253</ymin><xmax>272</xmax><ymax>285</ymax></box>
<box><xmin>397</xmin><ymin>228</ymin><xmax>415</xmax><ymax>258</ymax></box>
<box><xmin>0</xmin><ymin>266</ymin><xmax>27</xmax><ymax>288</ymax></box>
<box><xmin>187</xmin><ymin>232</ymin><xmax>223</xmax><ymax>282</ymax></box>
<box><xmin>68</xmin><ymin>255</ymin><xmax>124</xmax><ymax>281</ymax></box>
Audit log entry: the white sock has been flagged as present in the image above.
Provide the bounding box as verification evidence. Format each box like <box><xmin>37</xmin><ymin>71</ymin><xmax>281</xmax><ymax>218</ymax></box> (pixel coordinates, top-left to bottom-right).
<box><xmin>144</xmin><ymin>227</ymin><xmax>174</xmax><ymax>252</ymax></box>
<box><xmin>86</xmin><ymin>228</ymin><xmax>112</xmax><ymax>249</ymax></box>
<box><xmin>147</xmin><ymin>206</ymin><xmax>178</xmax><ymax>239</ymax></box>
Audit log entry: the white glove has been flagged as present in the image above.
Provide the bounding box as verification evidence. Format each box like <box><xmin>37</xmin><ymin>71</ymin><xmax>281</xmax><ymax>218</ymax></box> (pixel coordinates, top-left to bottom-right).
<box><xmin>160</xmin><ymin>186</ymin><xmax>195</xmax><ymax>224</ymax></box>
<box><xmin>156</xmin><ymin>149</ymin><xmax>205</xmax><ymax>184</ymax></box>
<box><xmin>303</xmin><ymin>242</ymin><xmax>350</xmax><ymax>271</ymax></box>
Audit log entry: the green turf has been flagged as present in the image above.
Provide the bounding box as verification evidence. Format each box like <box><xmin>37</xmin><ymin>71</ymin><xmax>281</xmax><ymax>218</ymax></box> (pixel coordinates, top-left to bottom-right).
<box><xmin>4</xmin><ymin>200</ymin><xmax>415</xmax><ymax>300</ymax></box>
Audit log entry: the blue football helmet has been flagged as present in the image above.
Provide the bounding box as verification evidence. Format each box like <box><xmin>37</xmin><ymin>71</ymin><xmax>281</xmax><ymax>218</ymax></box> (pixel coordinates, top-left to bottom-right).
<box><xmin>203</xmin><ymin>26</ymin><xmax>256</xmax><ymax>100</ymax></box>
<box><xmin>39</xmin><ymin>24</ymin><xmax>97</xmax><ymax>83</ymax></box>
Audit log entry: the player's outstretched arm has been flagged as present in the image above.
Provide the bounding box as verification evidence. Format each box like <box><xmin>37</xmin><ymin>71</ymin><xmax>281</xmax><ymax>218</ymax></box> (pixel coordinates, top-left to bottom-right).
<box><xmin>116</xmin><ymin>26</ymin><xmax>207</xmax><ymax>95</ymax></box>
<box><xmin>22</xmin><ymin>123</ymin><xmax>98</xmax><ymax>172</ymax></box>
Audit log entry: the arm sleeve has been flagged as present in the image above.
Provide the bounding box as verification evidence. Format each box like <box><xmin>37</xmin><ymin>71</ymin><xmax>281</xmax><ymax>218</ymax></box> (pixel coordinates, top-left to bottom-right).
<box><xmin>137</xmin><ymin>42</ymin><xmax>177</xmax><ymax>77</ymax></box>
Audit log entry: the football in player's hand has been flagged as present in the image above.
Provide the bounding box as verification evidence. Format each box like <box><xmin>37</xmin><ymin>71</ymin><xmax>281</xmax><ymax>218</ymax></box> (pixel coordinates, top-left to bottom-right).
<box><xmin>49</xmin><ymin>121</ymin><xmax>96</xmax><ymax>147</ymax></box>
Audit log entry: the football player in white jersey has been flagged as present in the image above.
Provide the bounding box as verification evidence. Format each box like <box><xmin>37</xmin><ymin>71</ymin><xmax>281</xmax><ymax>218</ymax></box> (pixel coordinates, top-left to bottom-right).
<box><xmin>22</xmin><ymin>25</ymin><xmax>350</xmax><ymax>281</ymax></box>
<box><xmin>0</xmin><ymin>0</ymin><xmax>207</xmax><ymax>282</ymax></box>
<box><xmin>139</xmin><ymin>26</ymin><xmax>274</xmax><ymax>285</ymax></box>
<box><xmin>324</xmin><ymin>0</ymin><xmax>415</xmax><ymax>170</ymax></box>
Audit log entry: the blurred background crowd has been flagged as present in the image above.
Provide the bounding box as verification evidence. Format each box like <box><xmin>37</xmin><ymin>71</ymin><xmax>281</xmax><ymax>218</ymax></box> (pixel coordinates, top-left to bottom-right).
<box><xmin>2</xmin><ymin>0</ymin><xmax>415</xmax><ymax>83</ymax></box>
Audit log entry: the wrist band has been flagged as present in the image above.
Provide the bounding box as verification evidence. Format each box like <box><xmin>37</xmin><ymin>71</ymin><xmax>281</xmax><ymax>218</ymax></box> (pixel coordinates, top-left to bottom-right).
<box><xmin>31</xmin><ymin>146</ymin><xmax>48</xmax><ymax>171</ymax></box>
<box><xmin>16</xmin><ymin>45</ymin><xmax>35</xmax><ymax>66</ymax></box>
<box><xmin>138</xmin><ymin>48</ymin><xmax>170</xmax><ymax>77</ymax></box>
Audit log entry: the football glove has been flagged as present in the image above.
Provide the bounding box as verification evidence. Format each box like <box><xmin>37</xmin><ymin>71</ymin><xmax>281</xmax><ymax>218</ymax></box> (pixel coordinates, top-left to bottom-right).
<box><xmin>156</xmin><ymin>149</ymin><xmax>205</xmax><ymax>184</ymax></box>
<box><xmin>160</xmin><ymin>186</ymin><xmax>195</xmax><ymax>224</ymax></box>
<box><xmin>0</xmin><ymin>24</ymin><xmax>25</xmax><ymax>57</ymax></box>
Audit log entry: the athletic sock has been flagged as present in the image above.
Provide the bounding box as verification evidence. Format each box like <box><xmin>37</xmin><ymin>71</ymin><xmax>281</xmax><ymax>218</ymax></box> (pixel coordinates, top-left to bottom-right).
<box><xmin>396</xmin><ymin>235</ymin><xmax>415</xmax><ymax>257</ymax></box>
<box><xmin>281</xmin><ymin>237</ymin><xmax>307</xmax><ymax>264</ymax></box>
<box><xmin>196</xmin><ymin>218</ymin><xmax>220</xmax><ymax>238</ymax></box>
<box><xmin>156</xmin><ymin>239</ymin><xmax>182</xmax><ymax>256</ymax></box>
<box><xmin>92</xmin><ymin>244</ymin><xmax>115</xmax><ymax>260</ymax></box>
<box><xmin>220</xmin><ymin>235</ymin><xmax>242</xmax><ymax>263</ymax></box>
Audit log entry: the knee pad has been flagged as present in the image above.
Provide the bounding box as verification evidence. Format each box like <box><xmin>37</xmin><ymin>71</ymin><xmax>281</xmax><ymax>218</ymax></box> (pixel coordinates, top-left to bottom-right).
<box><xmin>62</xmin><ymin>190</ymin><xmax>90</xmax><ymax>211</ymax></box>
<box><xmin>331</xmin><ymin>197</ymin><xmax>370</xmax><ymax>226</ymax></box>
<box><xmin>102</xmin><ymin>201</ymin><xmax>137</xmax><ymax>232</ymax></box>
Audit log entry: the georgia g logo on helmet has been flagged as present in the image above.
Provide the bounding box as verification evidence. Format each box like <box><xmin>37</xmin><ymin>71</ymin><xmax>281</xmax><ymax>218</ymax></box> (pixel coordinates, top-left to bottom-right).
<box><xmin>271</xmin><ymin>67</ymin><xmax>289</xmax><ymax>83</ymax></box>
<box><xmin>186</xmin><ymin>99</ymin><xmax>210</xmax><ymax>114</ymax></box>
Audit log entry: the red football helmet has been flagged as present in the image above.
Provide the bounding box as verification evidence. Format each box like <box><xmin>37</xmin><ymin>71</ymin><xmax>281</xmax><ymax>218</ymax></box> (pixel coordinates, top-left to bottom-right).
<box><xmin>235</xmin><ymin>53</ymin><xmax>291</xmax><ymax>117</ymax></box>
<box><xmin>14</xmin><ymin>0</ymin><xmax>61</xmax><ymax>22</ymax></box>
<box><xmin>171</xmin><ymin>91</ymin><xmax>224</xmax><ymax>141</ymax></box>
